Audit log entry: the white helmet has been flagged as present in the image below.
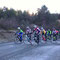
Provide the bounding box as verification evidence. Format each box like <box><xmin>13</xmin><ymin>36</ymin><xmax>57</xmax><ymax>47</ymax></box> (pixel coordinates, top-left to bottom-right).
<box><xmin>26</xmin><ymin>26</ymin><xmax>29</xmax><ymax>29</ymax></box>
<box><xmin>41</xmin><ymin>27</ymin><xmax>43</xmax><ymax>30</ymax></box>
<box><xmin>34</xmin><ymin>25</ymin><xmax>37</xmax><ymax>28</ymax></box>
<box><xmin>17</xmin><ymin>27</ymin><xmax>20</xmax><ymax>30</ymax></box>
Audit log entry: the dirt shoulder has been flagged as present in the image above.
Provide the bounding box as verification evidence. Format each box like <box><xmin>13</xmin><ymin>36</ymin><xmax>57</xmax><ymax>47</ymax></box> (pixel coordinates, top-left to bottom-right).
<box><xmin>0</xmin><ymin>30</ymin><xmax>16</xmax><ymax>43</ymax></box>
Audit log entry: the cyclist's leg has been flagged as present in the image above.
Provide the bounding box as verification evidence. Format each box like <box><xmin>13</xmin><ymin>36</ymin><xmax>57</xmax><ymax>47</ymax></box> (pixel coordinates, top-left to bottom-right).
<box><xmin>34</xmin><ymin>33</ymin><xmax>37</xmax><ymax>42</ymax></box>
<box><xmin>50</xmin><ymin>34</ymin><xmax>51</xmax><ymax>39</ymax></box>
<box><xmin>37</xmin><ymin>35</ymin><xmax>39</xmax><ymax>44</ymax></box>
<box><xmin>20</xmin><ymin>36</ymin><xmax>22</xmax><ymax>42</ymax></box>
<box><xmin>56</xmin><ymin>34</ymin><xmax>57</xmax><ymax>40</ymax></box>
<box><xmin>27</xmin><ymin>34</ymin><xmax>32</xmax><ymax>45</ymax></box>
<box><xmin>42</xmin><ymin>35</ymin><xmax>45</xmax><ymax>41</ymax></box>
<box><xmin>53</xmin><ymin>34</ymin><xmax>56</xmax><ymax>41</ymax></box>
<box><xmin>19</xmin><ymin>33</ymin><xmax>23</xmax><ymax>42</ymax></box>
<box><xmin>29</xmin><ymin>34</ymin><xmax>31</xmax><ymax>40</ymax></box>
<box><xmin>29</xmin><ymin>34</ymin><xmax>32</xmax><ymax>45</ymax></box>
<box><xmin>48</xmin><ymin>33</ymin><xmax>50</xmax><ymax>39</ymax></box>
<box><xmin>45</xmin><ymin>33</ymin><xmax>47</xmax><ymax>41</ymax></box>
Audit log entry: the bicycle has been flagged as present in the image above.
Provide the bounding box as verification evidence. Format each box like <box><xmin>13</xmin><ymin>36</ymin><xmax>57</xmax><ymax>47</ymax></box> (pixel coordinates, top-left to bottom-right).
<box><xmin>53</xmin><ymin>34</ymin><xmax>57</xmax><ymax>41</ymax></box>
<box><xmin>47</xmin><ymin>34</ymin><xmax>51</xmax><ymax>40</ymax></box>
<box><xmin>14</xmin><ymin>32</ymin><xmax>24</xmax><ymax>44</ymax></box>
<box><xmin>26</xmin><ymin>33</ymin><xmax>33</xmax><ymax>45</ymax></box>
<box><xmin>34</xmin><ymin>33</ymin><xmax>40</xmax><ymax>44</ymax></box>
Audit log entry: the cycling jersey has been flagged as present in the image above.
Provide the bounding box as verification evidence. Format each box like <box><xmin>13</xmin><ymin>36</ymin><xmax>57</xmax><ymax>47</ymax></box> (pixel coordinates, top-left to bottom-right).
<box><xmin>26</xmin><ymin>28</ymin><xmax>32</xmax><ymax>34</ymax></box>
<box><xmin>20</xmin><ymin>29</ymin><xmax>23</xmax><ymax>33</ymax></box>
<box><xmin>52</xmin><ymin>30</ymin><xmax>57</xmax><ymax>34</ymax></box>
<box><xmin>41</xmin><ymin>29</ymin><xmax>46</xmax><ymax>35</ymax></box>
<box><xmin>33</xmin><ymin>27</ymin><xmax>40</xmax><ymax>34</ymax></box>
<box><xmin>26</xmin><ymin>27</ymin><xmax>32</xmax><ymax>41</ymax></box>
<box><xmin>47</xmin><ymin>31</ymin><xmax>52</xmax><ymax>35</ymax></box>
<box><xmin>16</xmin><ymin>29</ymin><xmax>23</xmax><ymax>42</ymax></box>
<box><xmin>56</xmin><ymin>30</ymin><xmax>59</xmax><ymax>35</ymax></box>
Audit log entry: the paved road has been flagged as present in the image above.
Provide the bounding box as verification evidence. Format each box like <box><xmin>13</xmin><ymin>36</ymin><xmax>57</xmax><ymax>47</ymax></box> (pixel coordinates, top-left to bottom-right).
<box><xmin>0</xmin><ymin>40</ymin><xmax>60</xmax><ymax>60</ymax></box>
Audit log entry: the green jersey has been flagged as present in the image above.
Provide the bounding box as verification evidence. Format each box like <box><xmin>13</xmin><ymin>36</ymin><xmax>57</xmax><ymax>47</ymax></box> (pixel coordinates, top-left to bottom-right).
<box><xmin>20</xmin><ymin>29</ymin><xmax>23</xmax><ymax>33</ymax></box>
<box><xmin>47</xmin><ymin>31</ymin><xmax>52</xmax><ymax>35</ymax></box>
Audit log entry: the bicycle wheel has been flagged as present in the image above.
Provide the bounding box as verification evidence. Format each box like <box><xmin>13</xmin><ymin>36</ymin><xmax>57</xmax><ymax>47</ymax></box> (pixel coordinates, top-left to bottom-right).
<box><xmin>34</xmin><ymin>35</ymin><xmax>39</xmax><ymax>44</ymax></box>
<box><xmin>14</xmin><ymin>36</ymin><xmax>20</xmax><ymax>43</ymax></box>
<box><xmin>53</xmin><ymin>36</ymin><xmax>56</xmax><ymax>41</ymax></box>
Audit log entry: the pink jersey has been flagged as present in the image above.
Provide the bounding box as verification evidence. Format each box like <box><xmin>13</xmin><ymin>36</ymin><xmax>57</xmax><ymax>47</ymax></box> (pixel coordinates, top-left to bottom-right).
<box><xmin>33</xmin><ymin>27</ymin><xmax>40</xmax><ymax>34</ymax></box>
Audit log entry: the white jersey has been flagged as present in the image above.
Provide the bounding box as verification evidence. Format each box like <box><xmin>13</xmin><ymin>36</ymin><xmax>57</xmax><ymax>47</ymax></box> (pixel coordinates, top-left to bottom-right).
<box><xmin>52</xmin><ymin>30</ymin><xmax>56</xmax><ymax>34</ymax></box>
<box><xmin>26</xmin><ymin>28</ymin><xmax>32</xmax><ymax>34</ymax></box>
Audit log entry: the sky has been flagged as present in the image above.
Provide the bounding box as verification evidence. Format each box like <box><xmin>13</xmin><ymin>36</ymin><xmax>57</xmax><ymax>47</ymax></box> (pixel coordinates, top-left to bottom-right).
<box><xmin>0</xmin><ymin>0</ymin><xmax>60</xmax><ymax>14</ymax></box>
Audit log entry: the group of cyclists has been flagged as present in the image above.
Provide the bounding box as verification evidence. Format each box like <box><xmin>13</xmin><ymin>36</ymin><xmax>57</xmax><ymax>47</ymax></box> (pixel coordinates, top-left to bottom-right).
<box><xmin>15</xmin><ymin>25</ymin><xmax>60</xmax><ymax>45</ymax></box>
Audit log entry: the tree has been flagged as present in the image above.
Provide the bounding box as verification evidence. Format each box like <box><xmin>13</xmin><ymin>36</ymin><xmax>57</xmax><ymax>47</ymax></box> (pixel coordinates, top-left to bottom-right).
<box><xmin>36</xmin><ymin>5</ymin><xmax>50</xmax><ymax>27</ymax></box>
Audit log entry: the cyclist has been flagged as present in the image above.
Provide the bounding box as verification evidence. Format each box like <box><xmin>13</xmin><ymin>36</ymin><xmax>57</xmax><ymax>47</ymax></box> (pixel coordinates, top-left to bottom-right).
<box><xmin>52</xmin><ymin>28</ymin><xmax>57</xmax><ymax>41</ymax></box>
<box><xmin>41</xmin><ymin>27</ymin><xmax>46</xmax><ymax>41</ymax></box>
<box><xmin>32</xmin><ymin>25</ymin><xmax>40</xmax><ymax>44</ymax></box>
<box><xmin>46</xmin><ymin>29</ymin><xmax>52</xmax><ymax>40</ymax></box>
<box><xmin>26</xmin><ymin>26</ymin><xmax>32</xmax><ymax>45</ymax></box>
<box><xmin>15</xmin><ymin>27</ymin><xmax>23</xmax><ymax>42</ymax></box>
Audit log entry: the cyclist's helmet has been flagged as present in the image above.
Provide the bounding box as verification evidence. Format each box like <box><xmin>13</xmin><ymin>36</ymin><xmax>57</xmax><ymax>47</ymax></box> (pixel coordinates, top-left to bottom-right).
<box><xmin>41</xmin><ymin>27</ymin><xmax>44</xmax><ymax>30</ymax></box>
<box><xmin>17</xmin><ymin>27</ymin><xmax>20</xmax><ymax>30</ymax></box>
<box><xmin>34</xmin><ymin>25</ymin><xmax>37</xmax><ymax>28</ymax></box>
<box><xmin>26</xmin><ymin>26</ymin><xmax>30</xmax><ymax>29</ymax></box>
<box><xmin>48</xmin><ymin>29</ymin><xmax>50</xmax><ymax>31</ymax></box>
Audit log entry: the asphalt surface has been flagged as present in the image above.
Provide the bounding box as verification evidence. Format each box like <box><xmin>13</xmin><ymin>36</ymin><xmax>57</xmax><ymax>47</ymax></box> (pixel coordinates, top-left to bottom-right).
<box><xmin>0</xmin><ymin>40</ymin><xmax>60</xmax><ymax>60</ymax></box>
